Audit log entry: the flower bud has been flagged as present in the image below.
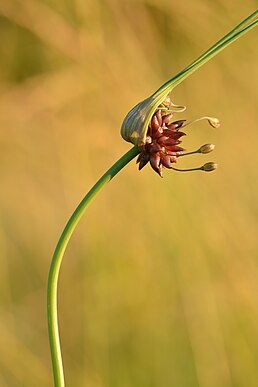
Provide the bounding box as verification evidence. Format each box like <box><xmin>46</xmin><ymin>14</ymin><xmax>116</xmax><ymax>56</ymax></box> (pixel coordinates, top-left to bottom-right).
<box><xmin>120</xmin><ymin>93</ymin><xmax>186</xmax><ymax>147</ymax></box>
<box><xmin>121</xmin><ymin>96</ymin><xmax>164</xmax><ymax>147</ymax></box>
<box><xmin>201</xmin><ymin>162</ymin><xmax>218</xmax><ymax>172</ymax></box>
<box><xmin>199</xmin><ymin>143</ymin><xmax>215</xmax><ymax>154</ymax></box>
<box><xmin>207</xmin><ymin>117</ymin><xmax>220</xmax><ymax>128</ymax></box>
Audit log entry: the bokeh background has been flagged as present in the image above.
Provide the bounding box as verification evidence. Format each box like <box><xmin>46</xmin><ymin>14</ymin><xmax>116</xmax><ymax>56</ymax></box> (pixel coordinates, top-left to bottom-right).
<box><xmin>0</xmin><ymin>1</ymin><xmax>258</xmax><ymax>386</ymax></box>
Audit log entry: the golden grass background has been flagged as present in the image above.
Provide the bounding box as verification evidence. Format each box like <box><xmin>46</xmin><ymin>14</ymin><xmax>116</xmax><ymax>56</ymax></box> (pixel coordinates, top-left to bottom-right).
<box><xmin>0</xmin><ymin>1</ymin><xmax>258</xmax><ymax>386</ymax></box>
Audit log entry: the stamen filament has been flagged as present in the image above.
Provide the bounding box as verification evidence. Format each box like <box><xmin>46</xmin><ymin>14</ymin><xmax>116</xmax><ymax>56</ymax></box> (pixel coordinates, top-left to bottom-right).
<box><xmin>181</xmin><ymin>116</ymin><xmax>220</xmax><ymax>129</ymax></box>
<box><xmin>171</xmin><ymin>161</ymin><xmax>218</xmax><ymax>172</ymax></box>
<box><xmin>178</xmin><ymin>143</ymin><xmax>215</xmax><ymax>157</ymax></box>
<box><xmin>171</xmin><ymin>166</ymin><xmax>202</xmax><ymax>172</ymax></box>
<box><xmin>170</xmin><ymin>103</ymin><xmax>187</xmax><ymax>112</ymax></box>
<box><xmin>178</xmin><ymin>150</ymin><xmax>199</xmax><ymax>157</ymax></box>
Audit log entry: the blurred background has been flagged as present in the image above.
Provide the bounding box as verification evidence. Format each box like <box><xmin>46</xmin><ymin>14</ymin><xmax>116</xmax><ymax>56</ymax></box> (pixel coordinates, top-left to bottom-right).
<box><xmin>0</xmin><ymin>1</ymin><xmax>257</xmax><ymax>386</ymax></box>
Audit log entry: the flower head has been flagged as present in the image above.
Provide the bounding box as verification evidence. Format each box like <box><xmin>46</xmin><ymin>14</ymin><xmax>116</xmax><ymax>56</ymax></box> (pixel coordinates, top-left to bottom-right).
<box><xmin>137</xmin><ymin>109</ymin><xmax>185</xmax><ymax>176</ymax></box>
<box><xmin>135</xmin><ymin>96</ymin><xmax>218</xmax><ymax>177</ymax></box>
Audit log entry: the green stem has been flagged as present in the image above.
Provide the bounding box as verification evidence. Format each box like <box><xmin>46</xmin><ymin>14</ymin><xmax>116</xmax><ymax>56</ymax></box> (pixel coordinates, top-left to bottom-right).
<box><xmin>47</xmin><ymin>146</ymin><xmax>140</xmax><ymax>387</ymax></box>
<box><xmin>152</xmin><ymin>10</ymin><xmax>258</xmax><ymax>99</ymax></box>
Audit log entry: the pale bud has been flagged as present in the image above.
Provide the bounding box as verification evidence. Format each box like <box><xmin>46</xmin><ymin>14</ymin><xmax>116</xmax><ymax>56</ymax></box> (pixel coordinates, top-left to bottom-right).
<box><xmin>121</xmin><ymin>95</ymin><xmax>173</xmax><ymax>147</ymax></box>
<box><xmin>201</xmin><ymin>162</ymin><xmax>218</xmax><ymax>172</ymax></box>
<box><xmin>199</xmin><ymin>143</ymin><xmax>215</xmax><ymax>154</ymax></box>
<box><xmin>207</xmin><ymin>117</ymin><xmax>220</xmax><ymax>128</ymax></box>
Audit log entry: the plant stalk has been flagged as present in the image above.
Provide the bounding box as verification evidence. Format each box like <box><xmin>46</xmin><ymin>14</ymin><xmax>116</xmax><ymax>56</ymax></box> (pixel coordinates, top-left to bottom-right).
<box><xmin>47</xmin><ymin>146</ymin><xmax>140</xmax><ymax>387</ymax></box>
<box><xmin>153</xmin><ymin>9</ymin><xmax>258</xmax><ymax>99</ymax></box>
<box><xmin>47</xmin><ymin>9</ymin><xmax>258</xmax><ymax>387</ymax></box>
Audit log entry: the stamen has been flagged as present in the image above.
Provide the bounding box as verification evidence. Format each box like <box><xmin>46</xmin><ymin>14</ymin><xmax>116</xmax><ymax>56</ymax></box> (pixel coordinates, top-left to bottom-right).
<box><xmin>178</xmin><ymin>150</ymin><xmax>199</xmax><ymax>157</ymax></box>
<box><xmin>201</xmin><ymin>162</ymin><xmax>218</xmax><ymax>172</ymax></box>
<box><xmin>181</xmin><ymin>116</ymin><xmax>220</xmax><ymax>129</ymax></box>
<box><xmin>207</xmin><ymin>117</ymin><xmax>220</xmax><ymax>128</ymax></box>
<box><xmin>198</xmin><ymin>143</ymin><xmax>215</xmax><ymax>154</ymax></box>
<box><xmin>170</xmin><ymin>103</ymin><xmax>186</xmax><ymax>113</ymax></box>
<box><xmin>171</xmin><ymin>162</ymin><xmax>218</xmax><ymax>172</ymax></box>
<box><xmin>159</xmin><ymin>103</ymin><xmax>186</xmax><ymax>114</ymax></box>
<box><xmin>178</xmin><ymin>143</ymin><xmax>215</xmax><ymax>157</ymax></box>
<box><xmin>171</xmin><ymin>166</ymin><xmax>203</xmax><ymax>172</ymax></box>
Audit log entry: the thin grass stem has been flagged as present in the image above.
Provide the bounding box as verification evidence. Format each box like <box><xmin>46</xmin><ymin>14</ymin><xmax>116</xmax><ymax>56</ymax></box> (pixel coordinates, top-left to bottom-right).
<box><xmin>47</xmin><ymin>146</ymin><xmax>140</xmax><ymax>387</ymax></box>
<box><xmin>152</xmin><ymin>10</ymin><xmax>258</xmax><ymax>99</ymax></box>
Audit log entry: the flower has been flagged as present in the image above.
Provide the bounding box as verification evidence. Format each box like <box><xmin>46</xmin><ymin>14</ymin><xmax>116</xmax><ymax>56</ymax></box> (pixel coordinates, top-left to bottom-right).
<box><xmin>135</xmin><ymin>97</ymin><xmax>218</xmax><ymax>177</ymax></box>
<box><xmin>136</xmin><ymin>109</ymin><xmax>186</xmax><ymax>176</ymax></box>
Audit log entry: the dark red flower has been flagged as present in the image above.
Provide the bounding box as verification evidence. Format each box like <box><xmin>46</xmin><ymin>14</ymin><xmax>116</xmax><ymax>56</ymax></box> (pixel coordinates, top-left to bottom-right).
<box><xmin>137</xmin><ymin>109</ymin><xmax>186</xmax><ymax>177</ymax></box>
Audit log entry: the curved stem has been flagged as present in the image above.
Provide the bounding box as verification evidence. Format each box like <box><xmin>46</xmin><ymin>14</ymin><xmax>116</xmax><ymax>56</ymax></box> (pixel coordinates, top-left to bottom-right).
<box><xmin>47</xmin><ymin>146</ymin><xmax>140</xmax><ymax>387</ymax></box>
<box><xmin>152</xmin><ymin>10</ymin><xmax>258</xmax><ymax>99</ymax></box>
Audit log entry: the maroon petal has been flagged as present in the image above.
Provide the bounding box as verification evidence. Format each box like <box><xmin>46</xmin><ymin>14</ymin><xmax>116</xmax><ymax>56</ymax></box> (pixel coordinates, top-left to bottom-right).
<box><xmin>138</xmin><ymin>152</ymin><xmax>150</xmax><ymax>170</ymax></box>
<box><xmin>166</xmin><ymin>150</ymin><xmax>181</xmax><ymax>157</ymax></box>
<box><xmin>152</xmin><ymin>127</ymin><xmax>163</xmax><ymax>140</ymax></box>
<box><xmin>163</xmin><ymin>138</ymin><xmax>181</xmax><ymax>146</ymax></box>
<box><xmin>162</xmin><ymin>129</ymin><xmax>185</xmax><ymax>139</ymax></box>
<box><xmin>156</xmin><ymin>135</ymin><xmax>169</xmax><ymax>146</ymax></box>
<box><xmin>161</xmin><ymin>155</ymin><xmax>172</xmax><ymax>169</ymax></box>
<box><xmin>172</xmin><ymin>131</ymin><xmax>186</xmax><ymax>139</ymax></box>
<box><xmin>136</xmin><ymin>153</ymin><xmax>142</xmax><ymax>163</ymax></box>
<box><xmin>167</xmin><ymin>120</ymin><xmax>186</xmax><ymax>130</ymax></box>
<box><xmin>150</xmin><ymin>143</ymin><xmax>162</xmax><ymax>153</ymax></box>
<box><xmin>167</xmin><ymin>145</ymin><xmax>184</xmax><ymax>152</ymax></box>
<box><xmin>151</xmin><ymin>115</ymin><xmax>160</xmax><ymax>133</ymax></box>
<box><xmin>150</xmin><ymin>154</ymin><xmax>162</xmax><ymax>175</ymax></box>
<box><xmin>163</xmin><ymin>129</ymin><xmax>175</xmax><ymax>137</ymax></box>
<box><xmin>162</xmin><ymin>113</ymin><xmax>173</xmax><ymax>125</ymax></box>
